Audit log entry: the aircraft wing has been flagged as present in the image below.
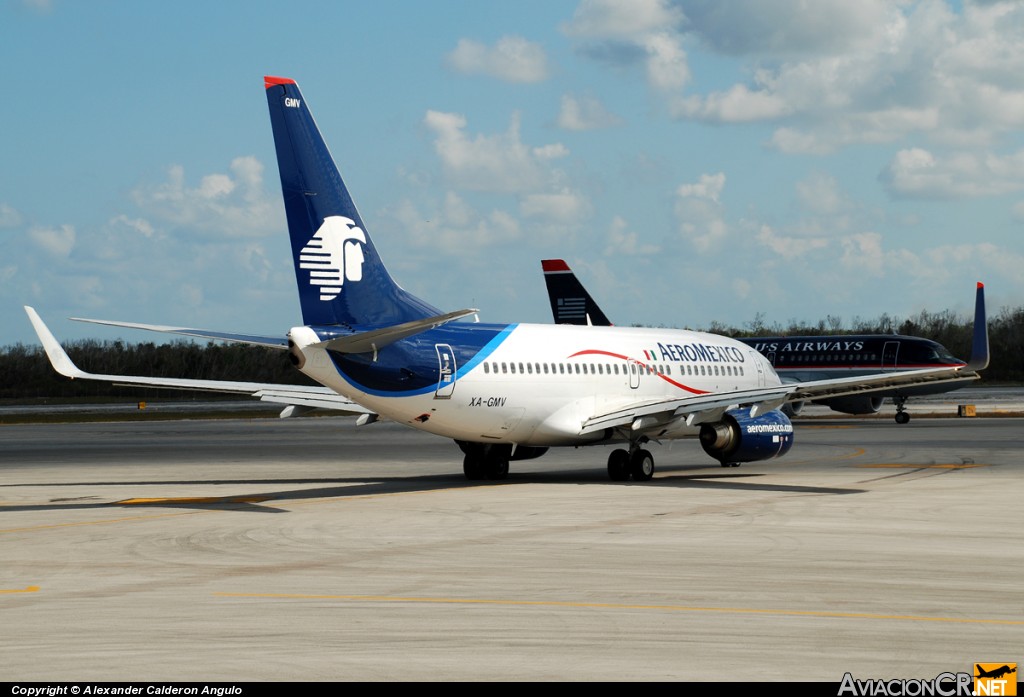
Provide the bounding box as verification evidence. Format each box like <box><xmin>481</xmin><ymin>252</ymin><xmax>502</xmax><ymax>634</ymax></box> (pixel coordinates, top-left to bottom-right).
<box><xmin>579</xmin><ymin>366</ymin><xmax>980</xmax><ymax>436</ymax></box>
<box><xmin>25</xmin><ymin>307</ymin><xmax>372</xmax><ymax>417</ymax></box>
<box><xmin>69</xmin><ymin>316</ymin><xmax>288</xmax><ymax>349</ymax></box>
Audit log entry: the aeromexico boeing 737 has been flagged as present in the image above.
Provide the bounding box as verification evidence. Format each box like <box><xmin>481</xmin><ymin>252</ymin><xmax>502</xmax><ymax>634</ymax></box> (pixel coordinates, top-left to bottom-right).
<box><xmin>542</xmin><ymin>259</ymin><xmax>988</xmax><ymax>424</ymax></box>
<box><xmin>24</xmin><ymin>77</ymin><xmax>986</xmax><ymax>482</ymax></box>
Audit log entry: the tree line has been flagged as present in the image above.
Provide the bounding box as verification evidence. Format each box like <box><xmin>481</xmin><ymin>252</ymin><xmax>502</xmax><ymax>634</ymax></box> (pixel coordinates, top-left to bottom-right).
<box><xmin>2</xmin><ymin>304</ymin><xmax>1021</xmax><ymax>401</ymax></box>
<box><xmin>0</xmin><ymin>339</ymin><xmax>313</xmax><ymax>401</ymax></box>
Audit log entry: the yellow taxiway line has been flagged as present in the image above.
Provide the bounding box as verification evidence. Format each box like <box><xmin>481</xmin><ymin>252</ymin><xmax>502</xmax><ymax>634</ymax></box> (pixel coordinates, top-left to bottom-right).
<box><xmin>213</xmin><ymin>592</ymin><xmax>1024</xmax><ymax>626</ymax></box>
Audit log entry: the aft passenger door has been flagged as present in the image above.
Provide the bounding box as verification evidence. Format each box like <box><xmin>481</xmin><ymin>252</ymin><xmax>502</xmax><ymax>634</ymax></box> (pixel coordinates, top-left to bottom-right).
<box><xmin>434</xmin><ymin>344</ymin><xmax>456</xmax><ymax>399</ymax></box>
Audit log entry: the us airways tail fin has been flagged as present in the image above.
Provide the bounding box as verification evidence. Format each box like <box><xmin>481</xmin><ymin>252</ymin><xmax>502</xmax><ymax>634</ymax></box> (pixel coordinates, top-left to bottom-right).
<box><xmin>541</xmin><ymin>259</ymin><xmax>613</xmax><ymax>327</ymax></box>
<box><xmin>264</xmin><ymin>76</ymin><xmax>439</xmax><ymax>327</ymax></box>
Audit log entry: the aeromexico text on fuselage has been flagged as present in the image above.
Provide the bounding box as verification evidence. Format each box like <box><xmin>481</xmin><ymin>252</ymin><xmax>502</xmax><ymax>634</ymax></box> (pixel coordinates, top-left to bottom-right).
<box><xmin>741</xmin><ymin>335</ymin><xmax>964</xmax><ymax>368</ymax></box>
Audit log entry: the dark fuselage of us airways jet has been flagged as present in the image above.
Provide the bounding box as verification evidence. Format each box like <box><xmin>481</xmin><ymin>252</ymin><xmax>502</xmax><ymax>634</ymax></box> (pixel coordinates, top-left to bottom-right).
<box><xmin>542</xmin><ymin>259</ymin><xmax>989</xmax><ymax>424</ymax></box>
<box><xmin>25</xmin><ymin>76</ymin><xmax>987</xmax><ymax>482</ymax></box>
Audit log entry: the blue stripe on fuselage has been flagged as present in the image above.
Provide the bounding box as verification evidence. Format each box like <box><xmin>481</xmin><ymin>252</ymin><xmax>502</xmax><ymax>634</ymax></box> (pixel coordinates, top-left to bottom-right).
<box><xmin>321</xmin><ymin>322</ymin><xmax>517</xmax><ymax>397</ymax></box>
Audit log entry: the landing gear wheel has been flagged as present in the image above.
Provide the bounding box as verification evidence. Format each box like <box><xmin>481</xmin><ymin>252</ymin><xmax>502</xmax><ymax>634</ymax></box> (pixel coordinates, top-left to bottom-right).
<box><xmin>463</xmin><ymin>454</ymin><xmax>486</xmax><ymax>480</ymax></box>
<box><xmin>607</xmin><ymin>449</ymin><xmax>631</xmax><ymax>481</ymax></box>
<box><xmin>895</xmin><ymin>411</ymin><xmax>910</xmax><ymax>424</ymax></box>
<box><xmin>484</xmin><ymin>456</ymin><xmax>509</xmax><ymax>480</ymax></box>
<box><xmin>630</xmin><ymin>449</ymin><xmax>655</xmax><ymax>481</ymax></box>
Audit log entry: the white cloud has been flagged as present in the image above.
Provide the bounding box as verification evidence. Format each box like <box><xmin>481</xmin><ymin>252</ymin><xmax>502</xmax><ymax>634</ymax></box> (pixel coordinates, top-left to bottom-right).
<box><xmin>557</xmin><ymin>94</ymin><xmax>623</xmax><ymax>131</ymax></box>
<box><xmin>642</xmin><ymin>33</ymin><xmax>690</xmax><ymax>92</ymax></box>
<box><xmin>672</xmin><ymin>0</ymin><xmax>1024</xmax><ymax>156</ymax></box>
<box><xmin>681</xmin><ymin>0</ymin><xmax>895</xmax><ymax>56</ymax></box>
<box><xmin>563</xmin><ymin>0</ymin><xmax>690</xmax><ymax>94</ymax></box>
<box><xmin>880</xmin><ymin>147</ymin><xmax>1024</xmax><ymax>198</ymax></box>
<box><xmin>604</xmin><ymin>215</ymin><xmax>658</xmax><ymax>256</ymax></box>
<box><xmin>520</xmin><ymin>190</ymin><xmax>591</xmax><ymax>224</ymax></box>
<box><xmin>0</xmin><ymin>203</ymin><xmax>23</xmax><ymax>228</ymax></box>
<box><xmin>532</xmin><ymin>143</ymin><xmax>569</xmax><ymax>160</ymax></box>
<box><xmin>756</xmin><ymin>224</ymin><xmax>829</xmax><ymax>257</ymax></box>
<box><xmin>795</xmin><ymin>172</ymin><xmax>846</xmax><ymax>216</ymax></box>
<box><xmin>29</xmin><ymin>224</ymin><xmax>75</xmax><ymax>258</ymax></box>
<box><xmin>109</xmin><ymin>214</ymin><xmax>156</xmax><ymax>238</ymax></box>
<box><xmin>389</xmin><ymin>193</ymin><xmax>522</xmax><ymax>256</ymax></box>
<box><xmin>672</xmin><ymin>84</ymin><xmax>790</xmax><ymax>123</ymax></box>
<box><xmin>562</xmin><ymin>0</ymin><xmax>683</xmax><ymax>39</ymax></box>
<box><xmin>131</xmin><ymin>156</ymin><xmax>282</xmax><ymax>237</ymax></box>
<box><xmin>828</xmin><ymin>233</ymin><xmax>1022</xmax><ymax>298</ymax></box>
<box><xmin>424</xmin><ymin>110</ymin><xmax>569</xmax><ymax>193</ymax></box>
<box><xmin>677</xmin><ymin>172</ymin><xmax>725</xmax><ymax>202</ymax></box>
<box><xmin>446</xmin><ymin>36</ymin><xmax>549</xmax><ymax>83</ymax></box>
<box><xmin>675</xmin><ymin>173</ymin><xmax>727</xmax><ymax>252</ymax></box>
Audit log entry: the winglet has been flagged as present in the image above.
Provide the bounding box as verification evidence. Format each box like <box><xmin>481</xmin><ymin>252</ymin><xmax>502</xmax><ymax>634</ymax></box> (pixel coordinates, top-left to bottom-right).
<box><xmin>24</xmin><ymin>307</ymin><xmax>86</xmax><ymax>379</ymax></box>
<box><xmin>965</xmin><ymin>281</ymin><xmax>989</xmax><ymax>371</ymax></box>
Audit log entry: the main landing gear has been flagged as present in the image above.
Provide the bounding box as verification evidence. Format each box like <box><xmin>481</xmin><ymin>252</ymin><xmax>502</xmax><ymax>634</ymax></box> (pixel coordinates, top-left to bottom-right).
<box><xmin>460</xmin><ymin>443</ymin><xmax>510</xmax><ymax>480</ymax></box>
<box><xmin>894</xmin><ymin>396</ymin><xmax>910</xmax><ymax>424</ymax></box>
<box><xmin>607</xmin><ymin>443</ymin><xmax>655</xmax><ymax>482</ymax></box>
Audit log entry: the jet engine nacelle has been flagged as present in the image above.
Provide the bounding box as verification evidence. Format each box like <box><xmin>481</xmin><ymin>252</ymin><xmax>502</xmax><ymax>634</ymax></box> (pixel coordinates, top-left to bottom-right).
<box><xmin>815</xmin><ymin>395</ymin><xmax>884</xmax><ymax>415</ymax></box>
<box><xmin>699</xmin><ymin>408</ymin><xmax>794</xmax><ymax>465</ymax></box>
<box><xmin>781</xmin><ymin>400</ymin><xmax>804</xmax><ymax>417</ymax></box>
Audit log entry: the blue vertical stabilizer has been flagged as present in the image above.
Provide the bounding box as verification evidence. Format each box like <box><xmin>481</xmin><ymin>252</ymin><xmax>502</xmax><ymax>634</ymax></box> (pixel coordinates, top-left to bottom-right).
<box><xmin>264</xmin><ymin>76</ymin><xmax>439</xmax><ymax>327</ymax></box>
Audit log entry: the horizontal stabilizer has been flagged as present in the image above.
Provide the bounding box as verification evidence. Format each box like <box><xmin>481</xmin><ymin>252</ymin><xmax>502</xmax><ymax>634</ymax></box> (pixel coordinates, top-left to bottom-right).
<box><xmin>313</xmin><ymin>308</ymin><xmax>479</xmax><ymax>354</ymax></box>
<box><xmin>25</xmin><ymin>307</ymin><xmax>370</xmax><ymax>415</ymax></box>
<box><xmin>69</xmin><ymin>316</ymin><xmax>288</xmax><ymax>349</ymax></box>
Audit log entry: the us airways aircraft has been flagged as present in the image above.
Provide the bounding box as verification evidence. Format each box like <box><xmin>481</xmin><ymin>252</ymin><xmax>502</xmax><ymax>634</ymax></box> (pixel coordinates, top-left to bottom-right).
<box><xmin>24</xmin><ymin>76</ymin><xmax>985</xmax><ymax>482</ymax></box>
<box><xmin>542</xmin><ymin>259</ymin><xmax>988</xmax><ymax>423</ymax></box>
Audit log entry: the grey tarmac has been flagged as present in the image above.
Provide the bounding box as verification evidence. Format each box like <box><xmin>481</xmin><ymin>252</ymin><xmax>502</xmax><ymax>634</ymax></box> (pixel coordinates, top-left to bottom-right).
<box><xmin>1</xmin><ymin>415</ymin><xmax>1021</xmax><ymax>681</ymax></box>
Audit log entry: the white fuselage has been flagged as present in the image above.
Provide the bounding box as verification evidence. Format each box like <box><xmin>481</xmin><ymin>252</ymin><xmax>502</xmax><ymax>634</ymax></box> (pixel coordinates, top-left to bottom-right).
<box><xmin>291</xmin><ymin>323</ymin><xmax>781</xmax><ymax>447</ymax></box>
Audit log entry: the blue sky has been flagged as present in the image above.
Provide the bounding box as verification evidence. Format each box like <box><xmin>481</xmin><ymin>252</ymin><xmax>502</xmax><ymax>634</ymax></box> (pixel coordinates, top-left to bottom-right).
<box><xmin>3</xmin><ymin>0</ymin><xmax>1023</xmax><ymax>346</ymax></box>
